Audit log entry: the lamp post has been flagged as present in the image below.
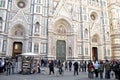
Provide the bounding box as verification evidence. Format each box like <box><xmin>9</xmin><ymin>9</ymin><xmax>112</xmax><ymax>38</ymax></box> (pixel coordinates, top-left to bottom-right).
<box><xmin>30</xmin><ymin>0</ymin><xmax>35</xmax><ymax>52</ymax></box>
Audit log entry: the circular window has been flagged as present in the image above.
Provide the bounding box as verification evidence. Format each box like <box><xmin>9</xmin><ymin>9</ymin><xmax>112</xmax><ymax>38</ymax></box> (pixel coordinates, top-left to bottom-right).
<box><xmin>17</xmin><ymin>1</ymin><xmax>26</xmax><ymax>8</ymax></box>
<box><xmin>90</xmin><ymin>12</ymin><xmax>98</xmax><ymax>21</ymax></box>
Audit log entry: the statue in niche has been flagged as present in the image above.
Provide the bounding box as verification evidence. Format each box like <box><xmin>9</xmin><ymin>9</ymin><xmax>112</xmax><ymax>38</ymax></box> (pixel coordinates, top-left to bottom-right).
<box><xmin>117</xmin><ymin>21</ymin><xmax>120</xmax><ymax>29</ymax></box>
<box><xmin>68</xmin><ymin>47</ymin><xmax>72</xmax><ymax>56</ymax></box>
<box><xmin>3</xmin><ymin>41</ymin><xmax>6</xmax><ymax>51</ymax></box>
<box><xmin>85</xmin><ymin>29</ymin><xmax>88</xmax><ymax>38</ymax></box>
<box><xmin>92</xmin><ymin>38</ymin><xmax>97</xmax><ymax>43</ymax></box>
<box><xmin>0</xmin><ymin>17</ymin><xmax>2</xmax><ymax>30</ymax></box>
<box><xmin>107</xmin><ymin>32</ymin><xmax>109</xmax><ymax>39</ymax></box>
<box><xmin>35</xmin><ymin>23</ymin><xmax>39</xmax><ymax>33</ymax></box>
<box><xmin>0</xmin><ymin>22</ymin><xmax>2</xmax><ymax>30</ymax></box>
<box><xmin>59</xmin><ymin>25</ymin><xmax>63</xmax><ymax>33</ymax></box>
<box><xmin>52</xmin><ymin>46</ymin><xmax>55</xmax><ymax>55</ymax></box>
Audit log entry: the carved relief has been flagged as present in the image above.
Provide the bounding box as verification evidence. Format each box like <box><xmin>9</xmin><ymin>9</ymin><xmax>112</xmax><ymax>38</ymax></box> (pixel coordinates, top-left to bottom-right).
<box><xmin>12</xmin><ymin>24</ymin><xmax>24</xmax><ymax>37</ymax></box>
<box><xmin>57</xmin><ymin>24</ymin><xmax>66</xmax><ymax>35</ymax></box>
<box><xmin>14</xmin><ymin>30</ymin><xmax>23</xmax><ymax>36</ymax></box>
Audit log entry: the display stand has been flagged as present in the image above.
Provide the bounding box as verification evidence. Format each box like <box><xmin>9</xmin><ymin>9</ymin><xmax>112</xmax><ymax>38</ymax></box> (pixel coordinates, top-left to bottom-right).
<box><xmin>22</xmin><ymin>56</ymin><xmax>33</xmax><ymax>74</ymax></box>
<box><xmin>19</xmin><ymin>53</ymin><xmax>40</xmax><ymax>74</ymax></box>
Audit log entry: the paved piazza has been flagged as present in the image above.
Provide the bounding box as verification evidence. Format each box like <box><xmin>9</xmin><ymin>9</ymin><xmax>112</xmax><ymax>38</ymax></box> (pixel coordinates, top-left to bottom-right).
<box><xmin>0</xmin><ymin>67</ymin><xmax>115</xmax><ymax>80</ymax></box>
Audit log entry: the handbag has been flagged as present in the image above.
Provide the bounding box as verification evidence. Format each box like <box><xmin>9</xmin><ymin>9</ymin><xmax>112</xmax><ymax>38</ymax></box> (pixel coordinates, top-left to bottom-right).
<box><xmin>90</xmin><ymin>68</ymin><xmax>94</xmax><ymax>72</ymax></box>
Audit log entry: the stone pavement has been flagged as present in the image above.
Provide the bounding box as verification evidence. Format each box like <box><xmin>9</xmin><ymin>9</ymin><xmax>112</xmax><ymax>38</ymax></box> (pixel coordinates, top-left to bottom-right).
<box><xmin>0</xmin><ymin>67</ymin><xmax>115</xmax><ymax>80</ymax></box>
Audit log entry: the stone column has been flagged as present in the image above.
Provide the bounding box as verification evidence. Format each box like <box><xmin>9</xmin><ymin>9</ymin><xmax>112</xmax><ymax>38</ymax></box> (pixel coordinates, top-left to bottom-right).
<box><xmin>109</xmin><ymin>5</ymin><xmax>120</xmax><ymax>59</ymax></box>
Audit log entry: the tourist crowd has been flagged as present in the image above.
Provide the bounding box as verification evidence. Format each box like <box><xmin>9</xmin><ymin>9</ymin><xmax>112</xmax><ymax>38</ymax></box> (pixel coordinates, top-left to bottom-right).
<box><xmin>0</xmin><ymin>57</ymin><xmax>120</xmax><ymax>80</ymax></box>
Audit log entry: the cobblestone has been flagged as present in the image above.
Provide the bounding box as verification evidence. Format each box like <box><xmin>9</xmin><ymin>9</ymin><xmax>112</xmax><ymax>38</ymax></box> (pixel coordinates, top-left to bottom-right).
<box><xmin>0</xmin><ymin>67</ymin><xmax>115</xmax><ymax>80</ymax></box>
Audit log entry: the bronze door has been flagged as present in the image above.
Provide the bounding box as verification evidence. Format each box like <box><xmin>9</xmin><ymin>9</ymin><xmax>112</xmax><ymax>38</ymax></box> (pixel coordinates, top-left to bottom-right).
<box><xmin>92</xmin><ymin>47</ymin><xmax>98</xmax><ymax>61</ymax></box>
<box><xmin>56</xmin><ymin>40</ymin><xmax>66</xmax><ymax>60</ymax></box>
<box><xmin>12</xmin><ymin>42</ymin><xmax>22</xmax><ymax>57</ymax></box>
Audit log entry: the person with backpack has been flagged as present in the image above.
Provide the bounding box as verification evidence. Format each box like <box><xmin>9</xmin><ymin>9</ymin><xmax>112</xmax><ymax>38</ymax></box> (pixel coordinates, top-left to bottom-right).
<box><xmin>88</xmin><ymin>61</ymin><xmax>94</xmax><ymax>79</ymax></box>
<box><xmin>104</xmin><ymin>60</ymin><xmax>111</xmax><ymax>79</ymax></box>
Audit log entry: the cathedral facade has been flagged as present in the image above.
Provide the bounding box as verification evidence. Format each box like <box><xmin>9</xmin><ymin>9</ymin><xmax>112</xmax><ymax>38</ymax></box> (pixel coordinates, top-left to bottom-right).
<box><xmin>0</xmin><ymin>0</ymin><xmax>120</xmax><ymax>61</ymax></box>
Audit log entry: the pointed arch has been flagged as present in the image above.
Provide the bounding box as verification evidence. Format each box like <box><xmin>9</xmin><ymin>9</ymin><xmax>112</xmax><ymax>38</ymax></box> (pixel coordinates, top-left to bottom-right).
<box><xmin>10</xmin><ymin>24</ymin><xmax>25</xmax><ymax>37</ymax></box>
<box><xmin>54</xmin><ymin>18</ymin><xmax>72</xmax><ymax>35</ymax></box>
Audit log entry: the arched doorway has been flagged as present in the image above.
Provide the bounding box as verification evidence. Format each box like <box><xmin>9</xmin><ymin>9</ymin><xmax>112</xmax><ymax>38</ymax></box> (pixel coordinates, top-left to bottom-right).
<box><xmin>12</xmin><ymin>42</ymin><xmax>22</xmax><ymax>57</ymax></box>
<box><xmin>56</xmin><ymin>40</ymin><xmax>66</xmax><ymax>60</ymax></box>
<box><xmin>92</xmin><ymin>47</ymin><xmax>98</xmax><ymax>61</ymax></box>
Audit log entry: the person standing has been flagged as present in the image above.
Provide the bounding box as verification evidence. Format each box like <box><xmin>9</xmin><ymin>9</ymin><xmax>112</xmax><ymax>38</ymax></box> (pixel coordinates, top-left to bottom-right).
<box><xmin>49</xmin><ymin>60</ymin><xmax>54</xmax><ymax>75</ymax></box>
<box><xmin>104</xmin><ymin>60</ymin><xmax>111</xmax><ymax>79</ymax></box>
<box><xmin>0</xmin><ymin>58</ymin><xmax>5</xmax><ymax>73</ymax></box>
<box><xmin>112</xmin><ymin>60</ymin><xmax>120</xmax><ymax>80</ymax></box>
<box><xmin>6</xmin><ymin>60</ymin><xmax>12</xmax><ymax>75</ymax></box>
<box><xmin>99</xmin><ymin>60</ymin><xmax>104</xmax><ymax>79</ymax></box>
<box><xmin>84</xmin><ymin>61</ymin><xmax>87</xmax><ymax>72</ymax></box>
<box><xmin>73</xmin><ymin>61</ymin><xmax>79</xmax><ymax>76</ymax></box>
<box><xmin>118</xmin><ymin>61</ymin><xmax>120</xmax><ymax>80</ymax></box>
<box><xmin>11</xmin><ymin>59</ymin><xmax>16</xmax><ymax>74</ymax></box>
<box><xmin>83</xmin><ymin>61</ymin><xmax>87</xmax><ymax>72</ymax></box>
<box><xmin>69</xmin><ymin>61</ymin><xmax>72</xmax><ymax>71</ymax></box>
<box><xmin>65</xmin><ymin>61</ymin><xmax>68</xmax><ymax>71</ymax></box>
<box><xmin>93</xmin><ymin>61</ymin><xmax>100</xmax><ymax>78</ymax></box>
<box><xmin>57</xmin><ymin>60</ymin><xmax>63</xmax><ymax>75</ymax></box>
<box><xmin>88</xmin><ymin>61</ymin><xmax>94</xmax><ymax>79</ymax></box>
<box><xmin>38</xmin><ymin>63</ymin><xmax>40</xmax><ymax>73</ymax></box>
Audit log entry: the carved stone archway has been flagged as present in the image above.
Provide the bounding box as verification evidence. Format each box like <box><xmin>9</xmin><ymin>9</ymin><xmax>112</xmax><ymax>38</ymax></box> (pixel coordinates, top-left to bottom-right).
<box><xmin>10</xmin><ymin>24</ymin><xmax>25</xmax><ymax>57</ymax></box>
<box><xmin>53</xmin><ymin>19</ymin><xmax>73</xmax><ymax>60</ymax></box>
<box><xmin>91</xmin><ymin>34</ymin><xmax>100</xmax><ymax>61</ymax></box>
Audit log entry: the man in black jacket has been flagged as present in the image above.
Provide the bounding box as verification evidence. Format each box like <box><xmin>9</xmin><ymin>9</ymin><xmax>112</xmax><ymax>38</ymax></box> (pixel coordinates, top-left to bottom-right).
<box><xmin>117</xmin><ymin>61</ymin><xmax>120</xmax><ymax>80</ymax></box>
<box><xmin>73</xmin><ymin>61</ymin><xmax>79</xmax><ymax>76</ymax></box>
<box><xmin>49</xmin><ymin>60</ymin><xmax>54</xmax><ymax>75</ymax></box>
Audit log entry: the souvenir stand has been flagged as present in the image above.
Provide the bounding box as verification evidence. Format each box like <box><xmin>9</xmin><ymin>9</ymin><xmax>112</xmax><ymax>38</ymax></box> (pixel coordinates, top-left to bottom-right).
<box><xmin>20</xmin><ymin>53</ymin><xmax>40</xmax><ymax>74</ymax></box>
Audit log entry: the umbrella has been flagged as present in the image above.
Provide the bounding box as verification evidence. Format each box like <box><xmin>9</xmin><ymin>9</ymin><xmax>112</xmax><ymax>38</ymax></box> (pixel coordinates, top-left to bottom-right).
<box><xmin>20</xmin><ymin>52</ymin><xmax>40</xmax><ymax>57</ymax></box>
